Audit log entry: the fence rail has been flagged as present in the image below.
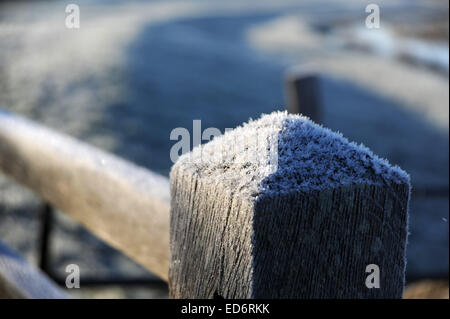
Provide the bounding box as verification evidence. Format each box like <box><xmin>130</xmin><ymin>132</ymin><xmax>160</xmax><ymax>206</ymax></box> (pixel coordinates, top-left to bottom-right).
<box><xmin>0</xmin><ymin>109</ymin><xmax>171</xmax><ymax>282</ymax></box>
<box><xmin>0</xmin><ymin>240</ymin><xmax>68</xmax><ymax>299</ymax></box>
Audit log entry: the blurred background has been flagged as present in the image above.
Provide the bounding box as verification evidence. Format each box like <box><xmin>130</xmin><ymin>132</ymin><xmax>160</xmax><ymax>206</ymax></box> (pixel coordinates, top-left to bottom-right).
<box><xmin>0</xmin><ymin>0</ymin><xmax>448</xmax><ymax>298</ymax></box>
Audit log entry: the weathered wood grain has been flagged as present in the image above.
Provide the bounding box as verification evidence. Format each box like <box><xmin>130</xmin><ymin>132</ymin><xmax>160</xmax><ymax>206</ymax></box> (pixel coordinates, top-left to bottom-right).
<box><xmin>0</xmin><ymin>240</ymin><xmax>68</xmax><ymax>299</ymax></box>
<box><xmin>170</xmin><ymin>111</ymin><xmax>410</xmax><ymax>298</ymax></box>
<box><xmin>285</xmin><ymin>66</ymin><xmax>322</xmax><ymax>123</ymax></box>
<box><xmin>0</xmin><ymin>109</ymin><xmax>170</xmax><ymax>281</ymax></box>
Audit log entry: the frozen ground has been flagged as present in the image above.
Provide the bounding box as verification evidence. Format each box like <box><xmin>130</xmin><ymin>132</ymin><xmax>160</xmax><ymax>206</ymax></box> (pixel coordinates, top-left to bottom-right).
<box><xmin>0</xmin><ymin>0</ymin><xmax>448</xmax><ymax>297</ymax></box>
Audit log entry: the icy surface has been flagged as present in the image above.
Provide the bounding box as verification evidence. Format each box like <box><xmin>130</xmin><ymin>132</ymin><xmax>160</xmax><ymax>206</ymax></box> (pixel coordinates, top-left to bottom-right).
<box><xmin>176</xmin><ymin>111</ymin><xmax>410</xmax><ymax>197</ymax></box>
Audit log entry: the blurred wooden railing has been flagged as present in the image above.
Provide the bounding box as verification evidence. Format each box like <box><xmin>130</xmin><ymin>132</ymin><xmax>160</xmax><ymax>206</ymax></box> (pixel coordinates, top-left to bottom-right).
<box><xmin>0</xmin><ymin>240</ymin><xmax>68</xmax><ymax>298</ymax></box>
<box><xmin>0</xmin><ymin>108</ymin><xmax>171</xmax><ymax>287</ymax></box>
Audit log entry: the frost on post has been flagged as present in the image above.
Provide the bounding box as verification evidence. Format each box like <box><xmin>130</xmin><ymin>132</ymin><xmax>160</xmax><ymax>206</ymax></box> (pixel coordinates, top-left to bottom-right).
<box><xmin>169</xmin><ymin>111</ymin><xmax>410</xmax><ymax>299</ymax></box>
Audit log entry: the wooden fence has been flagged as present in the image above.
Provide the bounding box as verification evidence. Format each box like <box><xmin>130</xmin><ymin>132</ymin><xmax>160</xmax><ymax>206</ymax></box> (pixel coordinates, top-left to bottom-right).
<box><xmin>0</xmin><ymin>72</ymin><xmax>411</xmax><ymax>298</ymax></box>
<box><xmin>0</xmin><ymin>108</ymin><xmax>170</xmax><ymax>282</ymax></box>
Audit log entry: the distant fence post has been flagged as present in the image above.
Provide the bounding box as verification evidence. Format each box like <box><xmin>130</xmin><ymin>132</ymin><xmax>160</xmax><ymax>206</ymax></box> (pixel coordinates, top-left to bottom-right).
<box><xmin>169</xmin><ymin>111</ymin><xmax>410</xmax><ymax>298</ymax></box>
<box><xmin>284</xmin><ymin>66</ymin><xmax>322</xmax><ymax>123</ymax></box>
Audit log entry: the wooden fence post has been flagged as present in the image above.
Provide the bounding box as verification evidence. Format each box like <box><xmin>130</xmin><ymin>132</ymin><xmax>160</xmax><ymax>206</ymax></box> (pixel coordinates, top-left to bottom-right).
<box><xmin>285</xmin><ymin>66</ymin><xmax>322</xmax><ymax>123</ymax></box>
<box><xmin>169</xmin><ymin>111</ymin><xmax>410</xmax><ymax>298</ymax></box>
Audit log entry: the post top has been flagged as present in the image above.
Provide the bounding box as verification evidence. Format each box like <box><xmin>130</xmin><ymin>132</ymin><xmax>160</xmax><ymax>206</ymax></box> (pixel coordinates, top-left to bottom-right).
<box><xmin>173</xmin><ymin>111</ymin><xmax>410</xmax><ymax>199</ymax></box>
